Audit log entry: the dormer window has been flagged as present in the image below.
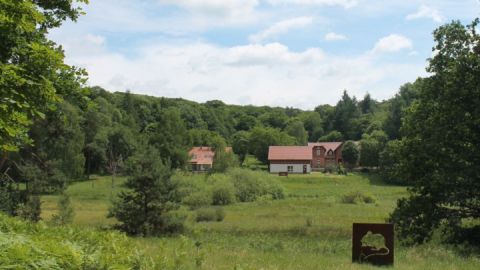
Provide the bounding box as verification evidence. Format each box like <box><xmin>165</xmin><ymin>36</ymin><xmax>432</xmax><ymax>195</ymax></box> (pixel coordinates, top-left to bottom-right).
<box><xmin>316</xmin><ymin>149</ymin><xmax>321</xmax><ymax>156</ymax></box>
<box><xmin>327</xmin><ymin>150</ymin><xmax>334</xmax><ymax>156</ymax></box>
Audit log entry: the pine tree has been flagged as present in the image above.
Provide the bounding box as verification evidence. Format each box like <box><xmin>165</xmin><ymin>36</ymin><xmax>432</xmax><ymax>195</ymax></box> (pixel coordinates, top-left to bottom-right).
<box><xmin>108</xmin><ymin>148</ymin><xmax>184</xmax><ymax>236</ymax></box>
<box><xmin>51</xmin><ymin>192</ymin><xmax>75</xmax><ymax>225</ymax></box>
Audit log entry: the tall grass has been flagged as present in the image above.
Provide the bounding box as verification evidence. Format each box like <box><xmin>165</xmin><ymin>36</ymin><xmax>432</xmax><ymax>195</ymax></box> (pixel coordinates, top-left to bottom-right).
<box><xmin>37</xmin><ymin>173</ymin><xmax>480</xmax><ymax>269</ymax></box>
<box><xmin>0</xmin><ymin>213</ymin><xmax>153</xmax><ymax>269</ymax></box>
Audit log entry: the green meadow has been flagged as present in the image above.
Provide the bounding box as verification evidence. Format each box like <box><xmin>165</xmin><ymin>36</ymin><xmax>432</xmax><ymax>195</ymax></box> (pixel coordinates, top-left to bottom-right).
<box><xmin>41</xmin><ymin>173</ymin><xmax>480</xmax><ymax>269</ymax></box>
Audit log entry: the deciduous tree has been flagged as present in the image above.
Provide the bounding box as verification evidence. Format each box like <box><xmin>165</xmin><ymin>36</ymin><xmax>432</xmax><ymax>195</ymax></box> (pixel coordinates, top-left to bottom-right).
<box><xmin>391</xmin><ymin>19</ymin><xmax>480</xmax><ymax>244</ymax></box>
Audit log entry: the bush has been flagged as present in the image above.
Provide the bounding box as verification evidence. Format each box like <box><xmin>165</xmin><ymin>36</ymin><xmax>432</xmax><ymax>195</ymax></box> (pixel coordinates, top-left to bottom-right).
<box><xmin>195</xmin><ymin>207</ymin><xmax>225</xmax><ymax>222</ymax></box>
<box><xmin>51</xmin><ymin>193</ymin><xmax>74</xmax><ymax>225</ymax></box>
<box><xmin>183</xmin><ymin>191</ymin><xmax>212</xmax><ymax>209</ymax></box>
<box><xmin>323</xmin><ymin>164</ymin><xmax>336</xmax><ymax>174</ymax></box>
<box><xmin>209</xmin><ymin>179</ymin><xmax>236</xmax><ymax>205</ymax></box>
<box><xmin>17</xmin><ymin>195</ymin><xmax>41</xmax><ymax>222</ymax></box>
<box><xmin>337</xmin><ymin>164</ymin><xmax>347</xmax><ymax>175</ymax></box>
<box><xmin>228</xmin><ymin>168</ymin><xmax>284</xmax><ymax>202</ymax></box>
<box><xmin>341</xmin><ymin>191</ymin><xmax>376</xmax><ymax>204</ymax></box>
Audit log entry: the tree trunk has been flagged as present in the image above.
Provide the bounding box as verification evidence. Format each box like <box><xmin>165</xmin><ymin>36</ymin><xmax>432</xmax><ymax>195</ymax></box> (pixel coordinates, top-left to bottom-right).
<box><xmin>0</xmin><ymin>151</ymin><xmax>8</xmax><ymax>173</ymax></box>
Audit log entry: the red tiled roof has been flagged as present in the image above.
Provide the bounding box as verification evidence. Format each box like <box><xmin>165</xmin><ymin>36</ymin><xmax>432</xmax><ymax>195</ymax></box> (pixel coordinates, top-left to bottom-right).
<box><xmin>268</xmin><ymin>146</ymin><xmax>312</xmax><ymax>160</ymax></box>
<box><xmin>308</xmin><ymin>142</ymin><xmax>343</xmax><ymax>152</ymax></box>
<box><xmin>189</xmin><ymin>146</ymin><xmax>232</xmax><ymax>165</ymax></box>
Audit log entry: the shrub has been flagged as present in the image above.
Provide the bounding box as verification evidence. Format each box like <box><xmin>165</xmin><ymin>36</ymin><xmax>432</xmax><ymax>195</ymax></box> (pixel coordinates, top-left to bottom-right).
<box><xmin>183</xmin><ymin>191</ymin><xmax>212</xmax><ymax>209</ymax></box>
<box><xmin>324</xmin><ymin>164</ymin><xmax>336</xmax><ymax>174</ymax></box>
<box><xmin>227</xmin><ymin>168</ymin><xmax>284</xmax><ymax>202</ymax></box>
<box><xmin>17</xmin><ymin>195</ymin><xmax>41</xmax><ymax>222</ymax></box>
<box><xmin>210</xmin><ymin>180</ymin><xmax>236</xmax><ymax>205</ymax></box>
<box><xmin>341</xmin><ymin>191</ymin><xmax>376</xmax><ymax>204</ymax></box>
<box><xmin>195</xmin><ymin>207</ymin><xmax>225</xmax><ymax>222</ymax></box>
<box><xmin>51</xmin><ymin>193</ymin><xmax>74</xmax><ymax>225</ymax></box>
<box><xmin>337</xmin><ymin>164</ymin><xmax>347</xmax><ymax>175</ymax></box>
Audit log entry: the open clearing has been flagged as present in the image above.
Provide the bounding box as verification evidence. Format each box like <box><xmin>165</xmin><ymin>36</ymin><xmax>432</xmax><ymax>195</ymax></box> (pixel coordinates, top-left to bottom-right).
<box><xmin>42</xmin><ymin>173</ymin><xmax>479</xmax><ymax>269</ymax></box>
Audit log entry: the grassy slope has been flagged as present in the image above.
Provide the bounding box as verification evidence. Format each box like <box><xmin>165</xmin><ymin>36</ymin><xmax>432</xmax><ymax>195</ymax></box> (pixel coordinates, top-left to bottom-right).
<box><xmin>42</xmin><ymin>173</ymin><xmax>480</xmax><ymax>270</ymax></box>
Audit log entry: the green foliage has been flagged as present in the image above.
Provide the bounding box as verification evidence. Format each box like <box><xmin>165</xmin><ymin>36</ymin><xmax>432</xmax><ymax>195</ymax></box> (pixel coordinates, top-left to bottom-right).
<box><xmin>109</xmin><ymin>148</ymin><xmax>184</xmax><ymax>236</ymax></box>
<box><xmin>25</xmin><ymin>101</ymin><xmax>86</xmax><ymax>181</ymax></box>
<box><xmin>383</xmin><ymin>82</ymin><xmax>418</xmax><ymax>139</ymax></box>
<box><xmin>341</xmin><ymin>191</ymin><xmax>376</xmax><ymax>204</ymax></box>
<box><xmin>248</xmin><ymin>126</ymin><xmax>295</xmax><ymax>164</ymax></box>
<box><xmin>0</xmin><ymin>0</ymin><xmax>87</xmax><ymax>154</ymax></box>
<box><xmin>358</xmin><ymin>93</ymin><xmax>376</xmax><ymax>114</ymax></box>
<box><xmin>174</xmin><ymin>169</ymin><xmax>284</xmax><ymax>207</ymax></box>
<box><xmin>298</xmin><ymin>111</ymin><xmax>324</xmax><ymax>141</ymax></box>
<box><xmin>0</xmin><ymin>213</ymin><xmax>154</xmax><ymax>269</ymax></box>
<box><xmin>318</xmin><ymin>130</ymin><xmax>343</xmax><ymax>142</ymax></box>
<box><xmin>359</xmin><ymin>131</ymin><xmax>388</xmax><ymax>167</ymax></box>
<box><xmin>323</xmin><ymin>164</ymin><xmax>336</xmax><ymax>174</ymax></box>
<box><xmin>259</xmin><ymin>110</ymin><xmax>288</xmax><ymax>129</ymax></box>
<box><xmin>183</xmin><ymin>191</ymin><xmax>213</xmax><ymax>209</ymax></box>
<box><xmin>17</xmin><ymin>195</ymin><xmax>41</xmax><ymax>222</ymax></box>
<box><xmin>332</xmin><ymin>91</ymin><xmax>360</xmax><ymax>140</ymax></box>
<box><xmin>0</xmin><ymin>181</ymin><xmax>22</xmax><ymax>216</ymax></box>
<box><xmin>212</xmin><ymin>146</ymin><xmax>238</xmax><ymax>173</ymax></box>
<box><xmin>379</xmin><ymin>140</ymin><xmax>406</xmax><ymax>185</ymax></box>
<box><xmin>209</xmin><ymin>175</ymin><xmax>236</xmax><ymax>205</ymax></box>
<box><xmin>147</xmin><ymin>108</ymin><xmax>189</xmax><ymax>169</ymax></box>
<box><xmin>341</xmin><ymin>141</ymin><xmax>359</xmax><ymax>168</ymax></box>
<box><xmin>231</xmin><ymin>131</ymin><xmax>250</xmax><ymax>164</ymax></box>
<box><xmin>228</xmin><ymin>168</ymin><xmax>285</xmax><ymax>202</ymax></box>
<box><xmin>391</xmin><ymin>19</ymin><xmax>480</xmax><ymax>244</ymax></box>
<box><xmin>195</xmin><ymin>207</ymin><xmax>225</xmax><ymax>222</ymax></box>
<box><xmin>50</xmin><ymin>192</ymin><xmax>74</xmax><ymax>225</ymax></box>
<box><xmin>284</xmin><ymin>119</ymin><xmax>308</xmax><ymax>145</ymax></box>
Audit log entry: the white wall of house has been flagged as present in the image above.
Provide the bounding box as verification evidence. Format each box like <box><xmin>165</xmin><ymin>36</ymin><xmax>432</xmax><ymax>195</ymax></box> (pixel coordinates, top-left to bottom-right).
<box><xmin>270</xmin><ymin>163</ymin><xmax>311</xmax><ymax>174</ymax></box>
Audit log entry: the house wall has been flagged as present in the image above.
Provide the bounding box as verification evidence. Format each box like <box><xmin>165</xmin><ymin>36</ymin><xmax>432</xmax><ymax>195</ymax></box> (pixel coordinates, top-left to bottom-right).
<box><xmin>312</xmin><ymin>146</ymin><xmax>325</xmax><ymax>168</ymax></box>
<box><xmin>191</xmin><ymin>164</ymin><xmax>212</xmax><ymax>172</ymax></box>
<box><xmin>311</xmin><ymin>145</ymin><xmax>344</xmax><ymax>169</ymax></box>
<box><xmin>269</xmin><ymin>162</ymin><xmax>311</xmax><ymax>174</ymax></box>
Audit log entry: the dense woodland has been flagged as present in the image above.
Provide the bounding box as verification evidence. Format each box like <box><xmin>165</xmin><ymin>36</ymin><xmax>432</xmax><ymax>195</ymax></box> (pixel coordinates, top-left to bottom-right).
<box><xmin>1</xmin><ymin>83</ymin><xmax>415</xmax><ymax>189</ymax></box>
<box><xmin>1</xmin><ymin>0</ymin><xmax>479</xmax><ymax>256</ymax></box>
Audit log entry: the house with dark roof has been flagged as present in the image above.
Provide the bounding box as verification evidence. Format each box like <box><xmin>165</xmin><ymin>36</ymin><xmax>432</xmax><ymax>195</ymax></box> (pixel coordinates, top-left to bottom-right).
<box><xmin>188</xmin><ymin>146</ymin><xmax>232</xmax><ymax>172</ymax></box>
<box><xmin>268</xmin><ymin>142</ymin><xmax>343</xmax><ymax>174</ymax></box>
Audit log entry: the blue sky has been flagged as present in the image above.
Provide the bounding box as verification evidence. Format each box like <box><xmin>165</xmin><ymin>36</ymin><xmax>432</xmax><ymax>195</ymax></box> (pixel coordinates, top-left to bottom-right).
<box><xmin>50</xmin><ymin>0</ymin><xmax>480</xmax><ymax>109</ymax></box>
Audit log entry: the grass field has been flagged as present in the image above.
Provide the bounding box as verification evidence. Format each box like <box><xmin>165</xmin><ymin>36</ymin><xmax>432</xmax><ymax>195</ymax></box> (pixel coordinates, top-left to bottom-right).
<box><xmin>41</xmin><ymin>172</ymin><xmax>480</xmax><ymax>269</ymax></box>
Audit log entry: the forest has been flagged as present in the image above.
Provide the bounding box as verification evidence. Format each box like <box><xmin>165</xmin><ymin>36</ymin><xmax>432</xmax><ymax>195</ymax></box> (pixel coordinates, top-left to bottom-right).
<box><xmin>1</xmin><ymin>1</ymin><xmax>479</xmax><ymax>269</ymax></box>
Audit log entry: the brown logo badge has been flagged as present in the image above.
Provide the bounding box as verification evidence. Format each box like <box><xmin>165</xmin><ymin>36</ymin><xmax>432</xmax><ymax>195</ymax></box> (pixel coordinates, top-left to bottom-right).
<box><xmin>352</xmin><ymin>223</ymin><xmax>394</xmax><ymax>266</ymax></box>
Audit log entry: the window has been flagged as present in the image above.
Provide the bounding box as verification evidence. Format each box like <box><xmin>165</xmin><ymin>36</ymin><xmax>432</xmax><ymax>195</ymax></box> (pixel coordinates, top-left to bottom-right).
<box><xmin>316</xmin><ymin>149</ymin><xmax>321</xmax><ymax>156</ymax></box>
<box><xmin>327</xmin><ymin>150</ymin><xmax>334</xmax><ymax>156</ymax></box>
<box><xmin>287</xmin><ymin>166</ymin><xmax>293</xmax><ymax>172</ymax></box>
<box><xmin>316</xmin><ymin>160</ymin><xmax>321</xmax><ymax>166</ymax></box>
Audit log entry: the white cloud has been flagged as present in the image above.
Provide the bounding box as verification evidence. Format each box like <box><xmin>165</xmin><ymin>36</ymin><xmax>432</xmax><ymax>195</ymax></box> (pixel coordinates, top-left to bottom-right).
<box><xmin>249</xmin><ymin>17</ymin><xmax>314</xmax><ymax>43</ymax></box>
<box><xmin>372</xmin><ymin>34</ymin><xmax>413</xmax><ymax>54</ymax></box>
<box><xmin>52</xmin><ymin>33</ymin><xmax>425</xmax><ymax>109</ymax></box>
<box><xmin>324</xmin><ymin>32</ymin><xmax>348</xmax><ymax>41</ymax></box>
<box><xmin>226</xmin><ymin>43</ymin><xmax>324</xmax><ymax>65</ymax></box>
<box><xmin>406</xmin><ymin>4</ymin><xmax>443</xmax><ymax>23</ymax></box>
<box><xmin>85</xmin><ymin>34</ymin><xmax>105</xmax><ymax>46</ymax></box>
<box><xmin>159</xmin><ymin>0</ymin><xmax>259</xmax><ymax>17</ymax></box>
<box><xmin>267</xmin><ymin>0</ymin><xmax>358</xmax><ymax>9</ymax></box>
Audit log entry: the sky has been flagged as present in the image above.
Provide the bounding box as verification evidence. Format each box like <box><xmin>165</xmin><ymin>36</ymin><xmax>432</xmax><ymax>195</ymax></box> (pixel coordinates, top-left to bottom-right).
<box><xmin>49</xmin><ymin>0</ymin><xmax>480</xmax><ymax>109</ymax></box>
